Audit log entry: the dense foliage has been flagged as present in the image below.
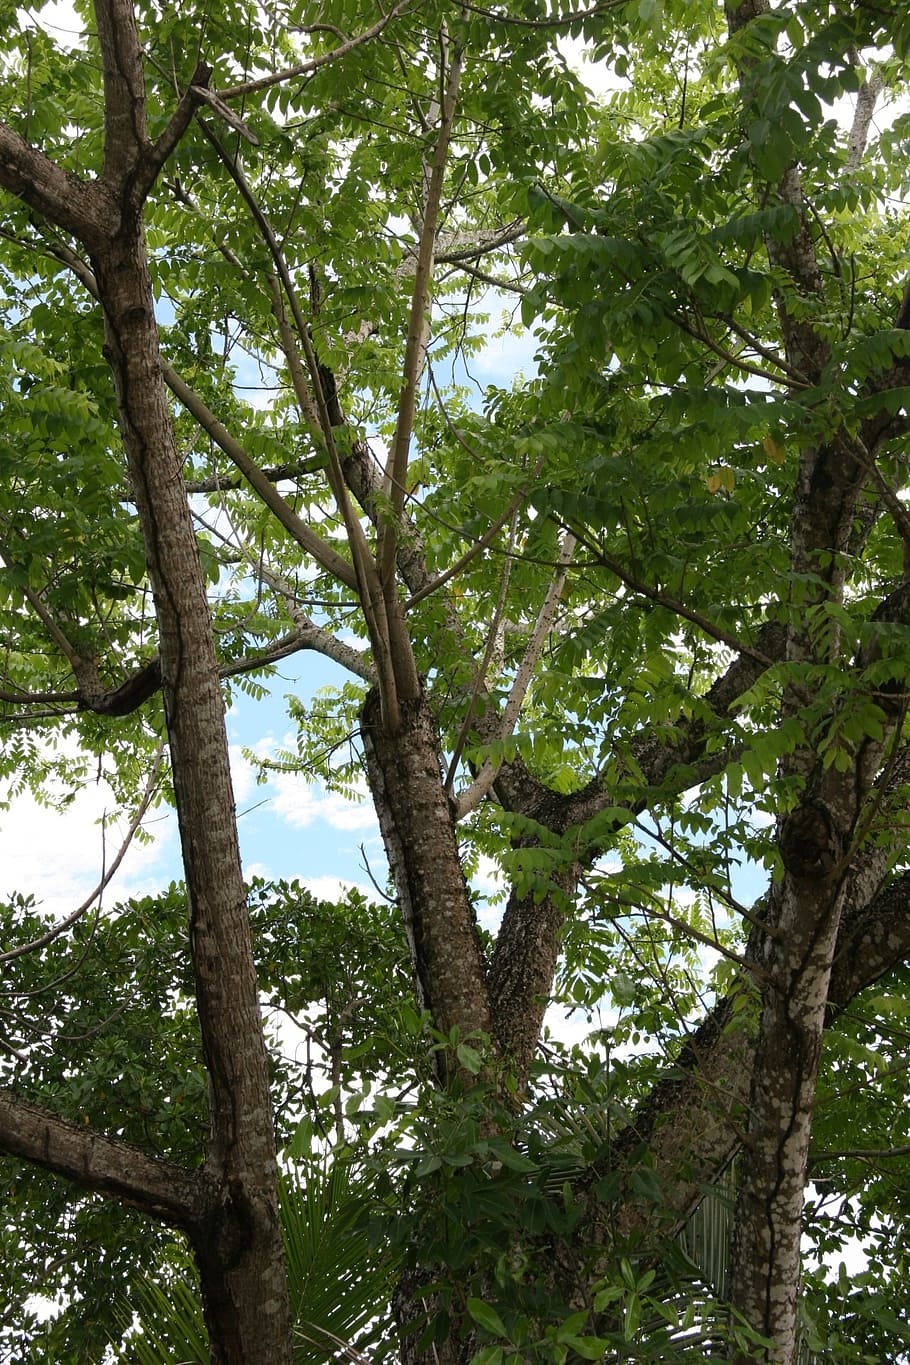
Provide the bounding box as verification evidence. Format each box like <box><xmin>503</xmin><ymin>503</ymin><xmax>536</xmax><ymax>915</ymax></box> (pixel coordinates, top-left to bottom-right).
<box><xmin>2</xmin><ymin>0</ymin><xmax>910</xmax><ymax>1360</ymax></box>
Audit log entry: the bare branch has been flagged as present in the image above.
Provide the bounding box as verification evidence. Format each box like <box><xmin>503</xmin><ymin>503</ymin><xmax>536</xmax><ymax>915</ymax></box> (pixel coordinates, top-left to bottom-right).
<box><xmin>221</xmin><ymin>622</ymin><xmax>373</xmax><ymax>683</ymax></box>
<box><xmin>0</xmin><ymin>745</ymin><xmax>165</xmax><ymax>964</ymax></box>
<box><xmin>189</xmin><ymin>84</ymin><xmax>259</xmax><ymax>144</ymax></box>
<box><xmin>810</xmin><ymin>1142</ymin><xmax>910</xmax><ymax>1166</ymax></box>
<box><xmin>434</xmin><ymin>219</ymin><xmax>526</xmax><ymax>263</ymax></box>
<box><xmin>185</xmin><ymin>457</ymin><xmax>326</xmax><ymax>494</ymax></box>
<box><xmin>237</xmin><ymin>559</ymin><xmax>375</xmax><ymax>684</ymax></box>
<box><xmin>455</xmin><ymin>532</ymin><xmax>576</xmax><ymax>819</ymax></box>
<box><xmin>0</xmin><ymin>532</ymin><xmax>83</xmax><ymax>669</ymax></box>
<box><xmin>141</xmin><ymin>63</ymin><xmax>213</xmax><ymax>188</ymax></box>
<box><xmin>378</xmin><ymin>35</ymin><xmax>464</xmax><ymax>587</ymax></box>
<box><xmin>444</xmin><ymin>504</ymin><xmax>521</xmax><ymax>795</ymax></box>
<box><xmin>458</xmin><ymin>0</ymin><xmax>624</xmax><ymax>28</ymax></box>
<box><xmin>198</xmin><ymin>121</ymin><xmax>412</xmax><ymax>728</ymax></box>
<box><xmin>585</xmin><ymin>535</ymin><xmax>776</xmax><ymax>667</ymax></box>
<box><xmin>27</xmin><ymin>236</ymin><xmax>357</xmax><ymax>594</ymax></box>
<box><xmin>161</xmin><ymin>363</ymin><xmax>359</xmax><ymax>591</ymax></box>
<box><xmin>440</xmin><ymin>258</ymin><xmax>530</xmax><ymax>295</ymax></box>
<box><xmin>216</xmin><ymin>0</ymin><xmax>417</xmax><ymax>99</ymax></box>
<box><xmin>0</xmin><ymin>1090</ymin><xmax>205</xmax><ymax>1228</ymax></box>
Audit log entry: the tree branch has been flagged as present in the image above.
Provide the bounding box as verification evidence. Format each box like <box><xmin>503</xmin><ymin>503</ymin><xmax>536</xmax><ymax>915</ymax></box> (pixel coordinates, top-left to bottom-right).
<box><xmin>0</xmin><ymin>123</ymin><xmax>113</xmax><ymax>249</ymax></box>
<box><xmin>0</xmin><ymin>1090</ymin><xmax>207</xmax><ymax>1229</ymax></box>
<box><xmin>216</xmin><ymin>0</ymin><xmax>417</xmax><ymax>99</ymax></box>
<box><xmin>378</xmin><ymin>34</ymin><xmax>464</xmax><ymax>588</ymax></box>
<box><xmin>455</xmin><ymin>532</ymin><xmax>576</xmax><ymax>819</ymax></box>
<box><xmin>161</xmin><ymin>363</ymin><xmax>360</xmax><ymax>591</ymax></box>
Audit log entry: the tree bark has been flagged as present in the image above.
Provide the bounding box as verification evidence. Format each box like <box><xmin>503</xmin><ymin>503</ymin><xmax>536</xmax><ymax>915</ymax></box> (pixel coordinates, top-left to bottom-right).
<box><xmin>361</xmin><ymin>687</ymin><xmax>492</xmax><ymax>1066</ymax></box>
<box><xmin>92</xmin><ymin>226</ymin><xmax>292</xmax><ymax>1364</ymax></box>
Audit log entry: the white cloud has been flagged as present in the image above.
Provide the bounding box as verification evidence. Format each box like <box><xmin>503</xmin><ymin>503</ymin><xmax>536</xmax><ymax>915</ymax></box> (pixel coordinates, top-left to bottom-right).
<box><xmin>228</xmin><ymin>744</ymin><xmax>257</xmax><ymax>804</ymax></box>
<box><xmin>0</xmin><ymin>779</ymin><xmax>175</xmax><ymax>921</ymax></box>
<box><xmin>26</xmin><ymin>0</ymin><xmax>83</xmax><ymax>51</ymax></box>
<box><xmin>243</xmin><ymin>859</ymin><xmax>273</xmax><ymax>882</ymax></box>
<box><xmin>270</xmin><ymin>770</ymin><xmax>377</xmax><ymax>832</ymax></box>
<box><xmin>299</xmin><ymin>874</ymin><xmax>377</xmax><ymax>903</ymax></box>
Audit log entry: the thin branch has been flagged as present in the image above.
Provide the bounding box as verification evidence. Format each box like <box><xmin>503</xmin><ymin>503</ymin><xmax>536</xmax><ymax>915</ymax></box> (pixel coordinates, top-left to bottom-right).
<box><xmin>583</xmin><ymin>533</ymin><xmax>776</xmax><ymax>667</ymax></box>
<box><xmin>675</xmin><ymin>309</ymin><xmax>807</xmax><ymax>387</ymax></box>
<box><xmin>33</xmin><ymin>235</ymin><xmax>360</xmax><ymax>591</ymax></box>
<box><xmin>162</xmin><ymin>362</ymin><xmax>359</xmax><ymax>591</ymax></box>
<box><xmin>221</xmin><ymin>623</ymin><xmax>373</xmax><ymax>683</ymax></box>
<box><xmin>458</xmin><ymin>0</ymin><xmax>624</xmax><ymax>27</ymax></box>
<box><xmin>216</xmin><ymin>0</ymin><xmax>417</xmax><ymax>99</ymax></box>
<box><xmin>0</xmin><ymin>533</ymin><xmax>82</xmax><ymax>670</ymax></box>
<box><xmin>188</xmin><ymin>84</ymin><xmax>259</xmax><ymax>145</ymax></box>
<box><xmin>440</xmin><ymin>258</ymin><xmax>530</xmax><ymax>295</ymax></box>
<box><xmin>0</xmin><ymin>686</ymin><xmax>80</xmax><ymax>706</ymax></box>
<box><xmin>404</xmin><ymin>413</ymin><xmax>543</xmax><ymax>609</ymax></box>
<box><xmin>445</xmin><ymin>505</ymin><xmax>521</xmax><ymax>794</ymax></box>
<box><xmin>630</xmin><ymin>815</ymin><xmax>782</xmax><ymax>941</ymax></box>
<box><xmin>185</xmin><ymin>456</ymin><xmax>326</xmax><ymax>494</ymax></box>
<box><xmin>849</xmin><ymin>430</ymin><xmax>910</xmax><ymax>553</ymax></box>
<box><xmin>0</xmin><ymin>744</ymin><xmax>165</xmax><ymax>965</ymax></box>
<box><xmin>198</xmin><ymin>121</ymin><xmax>408</xmax><ymax>726</ymax></box>
<box><xmin>810</xmin><ymin>1143</ymin><xmax>910</xmax><ymax>1166</ymax></box>
<box><xmin>378</xmin><ymin>33</ymin><xmax>464</xmax><ymax>588</ymax></box>
<box><xmin>434</xmin><ymin>219</ymin><xmax>526</xmax><ymax>264</ymax></box>
<box><xmin>455</xmin><ymin>532</ymin><xmax>576</xmax><ymax>819</ymax></box>
<box><xmin>718</xmin><ymin>311</ymin><xmax>809</xmax><ymax>385</ymax></box>
<box><xmin>133</xmin><ymin>62</ymin><xmax>214</xmax><ymax>202</ymax></box>
<box><xmin>236</xmin><ymin>558</ymin><xmax>376</xmax><ymax>683</ymax></box>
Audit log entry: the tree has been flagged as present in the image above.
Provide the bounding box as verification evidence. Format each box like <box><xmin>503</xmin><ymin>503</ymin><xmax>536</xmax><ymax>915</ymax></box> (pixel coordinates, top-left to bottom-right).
<box><xmin>2</xmin><ymin>0</ymin><xmax>910</xmax><ymax>1361</ymax></box>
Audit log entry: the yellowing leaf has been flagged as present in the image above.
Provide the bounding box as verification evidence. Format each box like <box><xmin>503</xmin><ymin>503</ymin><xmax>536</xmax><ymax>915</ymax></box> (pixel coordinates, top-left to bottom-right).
<box><xmin>762</xmin><ymin>433</ymin><xmax>787</xmax><ymax>463</ymax></box>
<box><xmin>707</xmin><ymin>466</ymin><xmax>735</xmax><ymax>493</ymax></box>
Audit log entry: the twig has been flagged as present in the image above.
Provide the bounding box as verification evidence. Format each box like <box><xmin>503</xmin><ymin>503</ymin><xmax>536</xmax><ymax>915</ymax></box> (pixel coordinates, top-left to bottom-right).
<box><xmin>217</xmin><ymin>0</ymin><xmax>417</xmax><ymax>99</ymax></box>
<box><xmin>455</xmin><ymin>531</ymin><xmax>576</xmax><ymax>819</ymax></box>
<box><xmin>0</xmin><ymin>744</ymin><xmax>165</xmax><ymax>964</ymax></box>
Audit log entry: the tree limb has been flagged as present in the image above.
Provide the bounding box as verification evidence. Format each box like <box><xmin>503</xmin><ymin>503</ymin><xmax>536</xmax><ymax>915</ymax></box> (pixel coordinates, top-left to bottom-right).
<box><xmin>455</xmin><ymin>532</ymin><xmax>577</xmax><ymax>819</ymax></box>
<box><xmin>0</xmin><ymin>1090</ymin><xmax>207</xmax><ymax>1229</ymax></box>
<box><xmin>378</xmin><ymin>34</ymin><xmax>464</xmax><ymax>588</ymax></box>
<box><xmin>216</xmin><ymin>0</ymin><xmax>417</xmax><ymax>99</ymax></box>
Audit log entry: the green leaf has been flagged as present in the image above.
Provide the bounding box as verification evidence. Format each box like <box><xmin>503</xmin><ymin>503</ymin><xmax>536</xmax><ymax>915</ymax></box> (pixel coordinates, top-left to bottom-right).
<box><xmin>467</xmin><ymin>1298</ymin><xmax>508</xmax><ymax>1339</ymax></box>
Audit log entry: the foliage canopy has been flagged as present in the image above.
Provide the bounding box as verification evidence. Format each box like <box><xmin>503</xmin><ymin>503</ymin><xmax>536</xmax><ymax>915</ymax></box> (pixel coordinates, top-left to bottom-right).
<box><xmin>2</xmin><ymin>0</ymin><xmax>910</xmax><ymax>1361</ymax></box>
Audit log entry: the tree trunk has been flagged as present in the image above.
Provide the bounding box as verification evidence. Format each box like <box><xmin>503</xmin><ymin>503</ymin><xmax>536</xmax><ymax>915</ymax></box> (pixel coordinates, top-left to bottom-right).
<box><xmin>729</xmin><ymin>875</ymin><xmax>842</xmax><ymax>1363</ymax></box>
<box><xmin>361</xmin><ymin>687</ymin><xmax>492</xmax><ymax>1063</ymax></box>
<box><xmin>91</xmin><ymin>221</ymin><xmax>292</xmax><ymax>1363</ymax></box>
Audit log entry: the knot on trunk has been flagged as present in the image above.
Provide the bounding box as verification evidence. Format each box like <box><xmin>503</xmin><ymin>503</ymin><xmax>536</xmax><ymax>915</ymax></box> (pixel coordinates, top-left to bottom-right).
<box><xmin>779</xmin><ymin>801</ymin><xmax>841</xmax><ymax>880</ymax></box>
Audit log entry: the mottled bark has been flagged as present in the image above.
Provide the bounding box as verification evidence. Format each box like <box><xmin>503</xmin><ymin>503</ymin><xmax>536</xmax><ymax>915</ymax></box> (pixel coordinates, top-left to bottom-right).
<box><xmin>0</xmin><ymin>1092</ymin><xmax>207</xmax><ymax>1227</ymax></box>
<box><xmin>729</xmin><ymin>876</ymin><xmax>842</xmax><ymax>1364</ymax></box>
<box><xmin>488</xmin><ymin>879</ymin><xmax>572</xmax><ymax>1086</ymax></box>
<box><xmin>361</xmin><ymin>687</ymin><xmax>492</xmax><ymax>1065</ymax></box>
<box><xmin>91</xmin><ymin>166</ymin><xmax>291</xmax><ymax>1365</ymax></box>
